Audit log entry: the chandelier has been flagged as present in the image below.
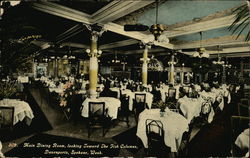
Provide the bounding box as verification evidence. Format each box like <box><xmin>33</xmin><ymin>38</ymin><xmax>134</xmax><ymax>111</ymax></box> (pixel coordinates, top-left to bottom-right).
<box><xmin>213</xmin><ymin>46</ymin><xmax>226</xmax><ymax>65</ymax></box>
<box><xmin>147</xmin><ymin>0</ymin><xmax>169</xmax><ymax>44</ymax></box>
<box><xmin>192</xmin><ymin>32</ymin><xmax>209</xmax><ymax>58</ymax></box>
<box><xmin>222</xmin><ymin>57</ymin><xmax>232</xmax><ymax>68</ymax></box>
<box><xmin>212</xmin><ymin>56</ymin><xmax>225</xmax><ymax>65</ymax></box>
<box><xmin>112</xmin><ymin>52</ymin><xmax>120</xmax><ymax>63</ymax></box>
<box><xmin>223</xmin><ymin>61</ymin><xmax>232</xmax><ymax>68</ymax></box>
<box><xmin>148</xmin><ymin>55</ymin><xmax>164</xmax><ymax>71</ymax></box>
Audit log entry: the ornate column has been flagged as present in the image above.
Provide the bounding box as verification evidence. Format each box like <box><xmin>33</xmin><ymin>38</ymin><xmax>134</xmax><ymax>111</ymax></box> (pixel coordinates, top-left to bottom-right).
<box><xmin>168</xmin><ymin>55</ymin><xmax>176</xmax><ymax>85</ymax></box>
<box><xmin>86</xmin><ymin>29</ymin><xmax>104</xmax><ymax>98</ymax></box>
<box><xmin>141</xmin><ymin>44</ymin><xmax>151</xmax><ymax>87</ymax></box>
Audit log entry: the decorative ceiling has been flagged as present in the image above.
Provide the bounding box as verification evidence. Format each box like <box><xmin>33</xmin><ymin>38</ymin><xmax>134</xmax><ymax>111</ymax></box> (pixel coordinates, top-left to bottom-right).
<box><xmin>1</xmin><ymin>0</ymin><xmax>249</xmax><ymax>61</ymax></box>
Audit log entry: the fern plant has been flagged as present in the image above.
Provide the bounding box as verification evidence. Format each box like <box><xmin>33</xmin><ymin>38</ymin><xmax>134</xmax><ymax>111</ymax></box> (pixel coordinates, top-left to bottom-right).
<box><xmin>228</xmin><ymin>1</ymin><xmax>250</xmax><ymax>41</ymax></box>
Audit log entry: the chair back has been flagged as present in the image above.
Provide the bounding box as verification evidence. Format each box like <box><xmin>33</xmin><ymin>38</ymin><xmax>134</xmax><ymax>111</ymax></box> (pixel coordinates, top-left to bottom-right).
<box><xmin>120</xmin><ymin>95</ymin><xmax>129</xmax><ymax>113</ymax></box>
<box><xmin>146</xmin><ymin>119</ymin><xmax>164</xmax><ymax>140</ymax></box>
<box><xmin>146</xmin><ymin>119</ymin><xmax>165</xmax><ymax>156</ymax></box>
<box><xmin>135</xmin><ymin>93</ymin><xmax>146</xmax><ymax>103</ymax></box>
<box><xmin>0</xmin><ymin>106</ymin><xmax>14</xmax><ymax>130</ymax></box>
<box><xmin>133</xmin><ymin>94</ymin><xmax>147</xmax><ymax>124</ymax></box>
<box><xmin>168</xmin><ymin>88</ymin><xmax>176</xmax><ymax>98</ymax></box>
<box><xmin>88</xmin><ymin>102</ymin><xmax>105</xmax><ymax>118</ymax></box>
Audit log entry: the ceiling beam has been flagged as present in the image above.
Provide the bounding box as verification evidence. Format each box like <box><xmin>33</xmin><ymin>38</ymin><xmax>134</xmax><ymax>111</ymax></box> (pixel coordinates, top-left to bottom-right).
<box><xmin>174</xmin><ymin>35</ymin><xmax>250</xmax><ymax>50</ymax></box>
<box><xmin>103</xmin><ymin>22</ymin><xmax>174</xmax><ymax>49</ymax></box>
<box><xmin>99</xmin><ymin>39</ymin><xmax>138</xmax><ymax>49</ymax></box>
<box><xmin>31</xmin><ymin>1</ymin><xmax>91</xmax><ymax>24</ymax></box>
<box><xmin>91</xmin><ymin>0</ymin><xmax>154</xmax><ymax>23</ymax></box>
<box><xmin>123</xmin><ymin>48</ymin><xmax>168</xmax><ymax>55</ymax></box>
<box><xmin>55</xmin><ymin>24</ymin><xmax>83</xmax><ymax>42</ymax></box>
<box><xmin>163</xmin><ymin>14</ymin><xmax>240</xmax><ymax>38</ymax></box>
<box><xmin>210</xmin><ymin>52</ymin><xmax>250</xmax><ymax>58</ymax></box>
<box><xmin>208</xmin><ymin>46</ymin><xmax>250</xmax><ymax>54</ymax></box>
<box><xmin>60</xmin><ymin>42</ymin><xmax>89</xmax><ymax>49</ymax></box>
<box><xmin>182</xmin><ymin>46</ymin><xmax>250</xmax><ymax>57</ymax></box>
<box><xmin>31</xmin><ymin>1</ymin><xmax>174</xmax><ymax>50</ymax></box>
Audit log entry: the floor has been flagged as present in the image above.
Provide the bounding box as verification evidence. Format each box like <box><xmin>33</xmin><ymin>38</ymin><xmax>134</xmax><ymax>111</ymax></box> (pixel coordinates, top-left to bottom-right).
<box><xmin>2</xmin><ymin>86</ymin><xmax>236</xmax><ymax>157</ymax></box>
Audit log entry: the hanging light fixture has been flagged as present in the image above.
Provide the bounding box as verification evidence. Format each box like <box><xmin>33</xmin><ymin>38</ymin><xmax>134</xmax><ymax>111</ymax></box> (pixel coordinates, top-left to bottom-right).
<box><xmin>223</xmin><ymin>57</ymin><xmax>232</xmax><ymax>68</ymax></box>
<box><xmin>147</xmin><ymin>0</ymin><xmax>169</xmax><ymax>44</ymax></box>
<box><xmin>213</xmin><ymin>46</ymin><xmax>225</xmax><ymax>65</ymax></box>
<box><xmin>148</xmin><ymin>55</ymin><xmax>164</xmax><ymax>71</ymax></box>
<box><xmin>192</xmin><ymin>32</ymin><xmax>209</xmax><ymax>58</ymax></box>
<box><xmin>112</xmin><ymin>51</ymin><xmax>120</xmax><ymax>63</ymax></box>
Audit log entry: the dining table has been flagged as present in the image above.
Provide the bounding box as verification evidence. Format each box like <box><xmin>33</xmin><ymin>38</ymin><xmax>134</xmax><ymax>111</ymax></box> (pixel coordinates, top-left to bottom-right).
<box><xmin>177</xmin><ymin>95</ymin><xmax>215</xmax><ymax>123</ymax></box>
<box><xmin>235</xmin><ymin>128</ymin><xmax>249</xmax><ymax>157</ymax></box>
<box><xmin>0</xmin><ymin>99</ymin><xmax>34</xmax><ymax>126</ymax></box>
<box><xmin>81</xmin><ymin>97</ymin><xmax>121</xmax><ymax>120</ymax></box>
<box><xmin>17</xmin><ymin>76</ymin><xmax>29</xmax><ymax>83</ymax></box>
<box><xmin>136</xmin><ymin>108</ymin><xmax>189</xmax><ymax>152</ymax></box>
<box><xmin>235</xmin><ymin>128</ymin><xmax>249</xmax><ymax>150</ymax></box>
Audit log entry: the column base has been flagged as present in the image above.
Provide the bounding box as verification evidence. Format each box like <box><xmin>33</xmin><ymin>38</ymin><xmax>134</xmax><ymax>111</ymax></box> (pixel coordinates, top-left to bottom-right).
<box><xmin>89</xmin><ymin>89</ymin><xmax>98</xmax><ymax>99</ymax></box>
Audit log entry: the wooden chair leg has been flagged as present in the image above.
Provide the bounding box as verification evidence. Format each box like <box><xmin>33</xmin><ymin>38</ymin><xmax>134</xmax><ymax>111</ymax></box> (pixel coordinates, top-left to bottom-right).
<box><xmin>126</xmin><ymin>116</ymin><xmax>130</xmax><ymax>127</ymax></box>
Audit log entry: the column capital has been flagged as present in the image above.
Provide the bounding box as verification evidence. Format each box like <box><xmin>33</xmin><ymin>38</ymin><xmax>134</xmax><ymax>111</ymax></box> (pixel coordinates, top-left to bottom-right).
<box><xmin>85</xmin><ymin>24</ymin><xmax>106</xmax><ymax>41</ymax></box>
<box><xmin>139</xmin><ymin>42</ymin><xmax>152</xmax><ymax>49</ymax></box>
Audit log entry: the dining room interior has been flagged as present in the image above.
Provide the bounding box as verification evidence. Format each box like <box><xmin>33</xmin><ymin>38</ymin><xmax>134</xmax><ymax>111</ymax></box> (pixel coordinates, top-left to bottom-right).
<box><xmin>0</xmin><ymin>0</ymin><xmax>249</xmax><ymax>157</ymax></box>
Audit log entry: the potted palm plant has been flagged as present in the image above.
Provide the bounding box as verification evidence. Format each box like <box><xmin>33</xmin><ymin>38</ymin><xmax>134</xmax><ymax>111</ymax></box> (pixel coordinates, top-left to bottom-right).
<box><xmin>228</xmin><ymin>1</ymin><xmax>250</xmax><ymax>41</ymax></box>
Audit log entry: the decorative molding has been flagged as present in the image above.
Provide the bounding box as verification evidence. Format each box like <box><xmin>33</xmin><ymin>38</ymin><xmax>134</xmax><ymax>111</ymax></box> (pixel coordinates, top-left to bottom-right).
<box><xmin>163</xmin><ymin>14</ymin><xmax>240</xmax><ymax>38</ymax></box>
<box><xmin>174</xmin><ymin>35</ymin><xmax>249</xmax><ymax>49</ymax></box>
<box><xmin>31</xmin><ymin>1</ymin><xmax>91</xmax><ymax>24</ymax></box>
<box><xmin>60</xmin><ymin>42</ymin><xmax>89</xmax><ymax>49</ymax></box>
<box><xmin>99</xmin><ymin>39</ymin><xmax>138</xmax><ymax>49</ymax></box>
<box><xmin>91</xmin><ymin>0</ymin><xmax>154</xmax><ymax>23</ymax></box>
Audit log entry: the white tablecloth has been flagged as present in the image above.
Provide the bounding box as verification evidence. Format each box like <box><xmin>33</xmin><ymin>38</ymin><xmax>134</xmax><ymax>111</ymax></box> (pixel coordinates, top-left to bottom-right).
<box><xmin>178</xmin><ymin>96</ymin><xmax>204</xmax><ymax>123</ymax></box>
<box><xmin>0</xmin><ymin>140</ymin><xmax>4</xmax><ymax>158</ymax></box>
<box><xmin>235</xmin><ymin>128</ymin><xmax>249</xmax><ymax>150</ymax></box>
<box><xmin>194</xmin><ymin>84</ymin><xmax>201</xmax><ymax>92</ymax></box>
<box><xmin>110</xmin><ymin>87</ymin><xmax>120</xmax><ymax>98</ymax></box>
<box><xmin>17</xmin><ymin>76</ymin><xmax>29</xmax><ymax>83</ymax></box>
<box><xmin>199</xmin><ymin>91</ymin><xmax>217</xmax><ymax>103</ymax></box>
<box><xmin>136</xmin><ymin>108</ymin><xmax>189</xmax><ymax>152</ymax></box>
<box><xmin>49</xmin><ymin>87</ymin><xmax>64</xmax><ymax>94</ymax></box>
<box><xmin>0</xmin><ymin>99</ymin><xmax>34</xmax><ymax>126</ymax></box>
<box><xmin>81</xmin><ymin>97</ymin><xmax>121</xmax><ymax>119</ymax></box>
<box><xmin>178</xmin><ymin>96</ymin><xmax>215</xmax><ymax>123</ymax></box>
